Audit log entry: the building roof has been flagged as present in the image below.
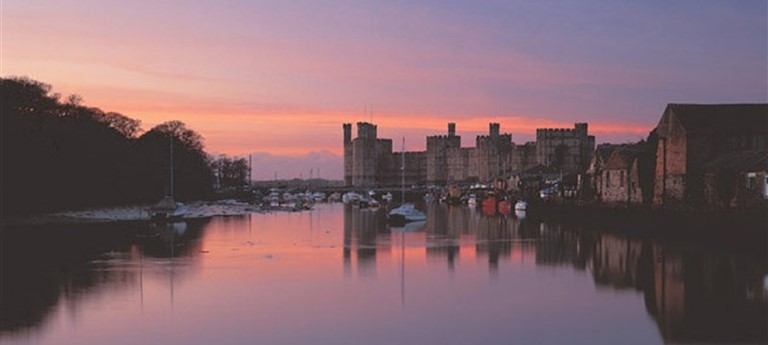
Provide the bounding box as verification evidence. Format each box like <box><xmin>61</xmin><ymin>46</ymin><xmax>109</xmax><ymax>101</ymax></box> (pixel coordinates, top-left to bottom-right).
<box><xmin>657</xmin><ymin>104</ymin><xmax>768</xmax><ymax>137</ymax></box>
<box><xmin>595</xmin><ymin>144</ymin><xmax>631</xmax><ymax>163</ymax></box>
<box><xmin>702</xmin><ymin>150</ymin><xmax>768</xmax><ymax>173</ymax></box>
<box><xmin>604</xmin><ymin>148</ymin><xmax>643</xmax><ymax>170</ymax></box>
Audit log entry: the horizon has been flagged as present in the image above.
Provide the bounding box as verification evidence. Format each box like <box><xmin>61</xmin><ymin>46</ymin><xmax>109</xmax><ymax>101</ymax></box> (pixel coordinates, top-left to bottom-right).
<box><xmin>4</xmin><ymin>0</ymin><xmax>766</xmax><ymax>180</ymax></box>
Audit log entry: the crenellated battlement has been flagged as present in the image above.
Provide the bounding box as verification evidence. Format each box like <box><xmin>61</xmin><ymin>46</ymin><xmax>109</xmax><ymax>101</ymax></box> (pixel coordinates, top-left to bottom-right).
<box><xmin>344</xmin><ymin>119</ymin><xmax>593</xmax><ymax>187</ymax></box>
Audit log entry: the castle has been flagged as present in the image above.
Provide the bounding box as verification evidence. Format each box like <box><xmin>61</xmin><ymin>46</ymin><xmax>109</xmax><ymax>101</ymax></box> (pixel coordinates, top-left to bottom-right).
<box><xmin>343</xmin><ymin>121</ymin><xmax>595</xmax><ymax>188</ymax></box>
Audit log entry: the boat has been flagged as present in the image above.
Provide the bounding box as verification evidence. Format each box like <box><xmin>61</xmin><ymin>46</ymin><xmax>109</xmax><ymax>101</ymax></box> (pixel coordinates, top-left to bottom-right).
<box><xmin>388</xmin><ymin>138</ymin><xmax>426</xmax><ymax>225</ymax></box>
<box><xmin>342</xmin><ymin>191</ymin><xmax>362</xmax><ymax>204</ymax></box>
<box><xmin>482</xmin><ymin>193</ymin><xmax>498</xmax><ymax>214</ymax></box>
<box><xmin>467</xmin><ymin>195</ymin><xmax>478</xmax><ymax>207</ymax></box>
<box><xmin>382</xmin><ymin>192</ymin><xmax>393</xmax><ymax>202</ymax></box>
<box><xmin>328</xmin><ymin>192</ymin><xmax>342</xmax><ymax>202</ymax></box>
<box><xmin>149</xmin><ymin>196</ymin><xmax>188</xmax><ymax>222</ymax></box>
<box><xmin>498</xmin><ymin>198</ymin><xmax>512</xmax><ymax>215</ymax></box>
<box><xmin>388</xmin><ymin>203</ymin><xmax>426</xmax><ymax>224</ymax></box>
<box><xmin>514</xmin><ymin>200</ymin><xmax>528</xmax><ymax>211</ymax></box>
<box><xmin>311</xmin><ymin>192</ymin><xmax>326</xmax><ymax>202</ymax></box>
<box><xmin>149</xmin><ymin>136</ymin><xmax>188</xmax><ymax>222</ymax></box>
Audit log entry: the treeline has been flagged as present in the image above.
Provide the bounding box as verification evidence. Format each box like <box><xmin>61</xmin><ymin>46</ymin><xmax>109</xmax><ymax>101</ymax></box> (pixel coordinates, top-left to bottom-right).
<box><xmin>1</xmin><ymin>77</ymin><xmax>248</xmax><ymax>215</ymax></box>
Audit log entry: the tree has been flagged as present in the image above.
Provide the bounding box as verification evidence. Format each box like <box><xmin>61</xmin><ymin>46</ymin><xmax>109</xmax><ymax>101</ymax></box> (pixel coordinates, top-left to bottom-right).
<box><xmin>99</xmin><ymin>112</ymin><xmax>142</xmax><ymax>139</ymax></box>
<box><xmin>211</xmin><ymin>155</ymin><xmax>249</xmax><ymax>189</ymax></box>
<box><xmin>1</xmin><ymin>76</ymin><xmax>152</xmax><ymax>214</ymax></box>
<box><xmin>136</xmin><ymin>121</ymin><xmax>213</xmax><ymax>200</ymax></box>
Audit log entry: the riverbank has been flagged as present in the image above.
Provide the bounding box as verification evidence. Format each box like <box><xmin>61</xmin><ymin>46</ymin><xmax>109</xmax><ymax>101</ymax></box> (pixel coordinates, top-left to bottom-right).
<box><xmin>526</xmin><ymin>201</ymin><xmax>767</xmax><ymax>250</ymax></box>
<box><xmin>4</xmin><ymin>200</ymin><xmax>272</xmax><ymax>226</ymax></box>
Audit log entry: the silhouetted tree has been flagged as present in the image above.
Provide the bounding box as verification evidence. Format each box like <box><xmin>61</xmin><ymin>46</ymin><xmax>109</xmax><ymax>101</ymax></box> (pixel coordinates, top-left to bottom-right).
<box><xmin>211</xmin><ymin>155</ymin><xmax>249</xmax><ymax>189</ymax></box>
<box><xmin>1</xmin><ymin>76</ymin><xmax>213</xmax><ymax>215</ymax></box>
<box><xmin>135</xmin><ymin>121</ymin><xmax>213</xmax><ymax>201</ymax></box>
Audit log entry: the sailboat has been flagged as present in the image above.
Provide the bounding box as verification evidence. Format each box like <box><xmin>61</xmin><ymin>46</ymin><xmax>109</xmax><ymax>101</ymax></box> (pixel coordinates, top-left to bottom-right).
<box><xmin>149</xmin><ymin>135</ymin><xmax>189</xmax><ymax>222</ymax></box>
<box><xmin>388</xmin><ymin>138</ymin><xmax>426</xmax><ymax>225</ymax></box>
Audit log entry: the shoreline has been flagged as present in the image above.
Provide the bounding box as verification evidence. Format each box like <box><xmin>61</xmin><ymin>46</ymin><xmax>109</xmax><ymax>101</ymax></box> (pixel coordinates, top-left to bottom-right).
<box><xmin>3</xmin><ymin>200</ymin><xmax>273</xmax><ymax>226</ymax></box>
<box><xmin>526</xmin><ymin>201</ymin><xmax>767</xmax><ymax>250</ymax></box>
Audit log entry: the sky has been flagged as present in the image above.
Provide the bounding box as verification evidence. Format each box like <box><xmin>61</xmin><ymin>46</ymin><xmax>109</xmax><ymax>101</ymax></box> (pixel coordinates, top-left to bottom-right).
<box><xmin>3</xmin><ymin>0</ymin><xmax>766</xmax><ymax>179</ymax></box>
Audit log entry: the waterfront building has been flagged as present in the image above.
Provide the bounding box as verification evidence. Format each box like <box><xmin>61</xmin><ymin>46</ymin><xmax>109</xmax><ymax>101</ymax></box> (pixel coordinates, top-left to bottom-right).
<box><xmin>652</xmin><ymin>103</ymin><xmax>768</xmax><ymax>207</ymax></box>
<box><xmin>600</xmin><ymin>148</ymin><xmax>645</xmax><ymax>204</ymax></box>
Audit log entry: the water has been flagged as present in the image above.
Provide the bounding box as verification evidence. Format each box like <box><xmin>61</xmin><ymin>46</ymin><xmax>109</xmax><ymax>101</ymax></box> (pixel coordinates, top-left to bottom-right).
<box><xmin>2</xmin><ymin>204</ymin><xmax>766</xmax><ymax>345</ymax></box>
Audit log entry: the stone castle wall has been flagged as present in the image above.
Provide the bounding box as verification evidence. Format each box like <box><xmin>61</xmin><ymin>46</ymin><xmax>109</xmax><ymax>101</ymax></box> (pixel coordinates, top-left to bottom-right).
<box><xmin>344</xmin><ymin>121</ymin><xmax>593</xmax><ymax>188</ymax></box>
<box><xmin>535</xmin><ymin>123</ymin><xmax>595</xmax><ymax>173</ymax></box>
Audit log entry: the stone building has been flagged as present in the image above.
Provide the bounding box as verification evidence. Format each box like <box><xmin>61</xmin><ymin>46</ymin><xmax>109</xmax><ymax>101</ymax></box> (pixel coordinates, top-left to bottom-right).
<box><xmin>536</xmin><ymin>123</ymin><xmax>595</xmax><ymax>173</ymax></box>
<box><xmin>343</xmin><ymin>122</ymin><xmax>394</xmax><ymax>188</ymax></box>
<box><xmin>600</xmin><ymin>148</ymin><xmax>645</xmax><ymax>204</ymax></box>
<box><xmin>475</xmin><ymin>123</ymin><xmax>514</xmax><ymax>183</ymax></box>
<box><xmin>426</xmin><ymin>123</ymin><xmax>462</xmax><ymax>184</ymax></box>
<box><xmin>652</xmin><ymin>103</ymin><xmax>768</xmax><ymax>207</ymax></box>
<box><xmin>702</xmin><ymin>150</ymin><xmax>768</xmax><ymax>209</ymax></box>
<box><xmin>343</xmin><ymin>121</ymin><xmax>595</xmax><ymax>188</ymax></box>
<box><xmin>586</xmin><ymin>144</ymin><xmax>621</xmax><ymax>201</ymax></box>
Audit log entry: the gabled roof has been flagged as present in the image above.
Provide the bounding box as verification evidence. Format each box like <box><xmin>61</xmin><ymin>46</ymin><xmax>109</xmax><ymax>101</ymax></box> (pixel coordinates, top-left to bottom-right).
<box><xmin>657</xmin><ymin>104</ymin><xmax>768</xmax><ymax>137</ymax></box>
<box><xmin>702</xmin><ymin>150</ymin><xmax>768</xmax><ymax>173</ymax></box>
<box><xmin>595</xmin><ymin>144</ymin><xmax>632</xmax><ymax>163</ymax></box>
<box><xmin>604</xmin><ymin>148</ymin><xmax>642</xmax><ymax>170</ymax></box>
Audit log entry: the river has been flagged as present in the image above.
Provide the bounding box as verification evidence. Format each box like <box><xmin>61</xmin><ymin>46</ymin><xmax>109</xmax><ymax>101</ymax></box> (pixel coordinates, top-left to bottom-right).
<box><xmin>1</xmin><ymin>203</ymin><xmax>765</xmax><ymax>345</ymax></box>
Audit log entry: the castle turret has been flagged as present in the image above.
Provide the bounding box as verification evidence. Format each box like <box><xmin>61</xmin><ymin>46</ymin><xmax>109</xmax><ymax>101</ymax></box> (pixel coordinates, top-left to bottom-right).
<box><xmin>343</xmin><ymin>123</ymin><xmax>353</xmax><ymax>186</ymax></box>
<box><xmin>490</xmin><ymin>123</ymin><xmax>500</xmax><ymax>138</ymax></box>
<box><xmin>357</xmin><ymin>122</ymin><xmax>377</xmax><ymax>140</ymax></box>
<box><xmin>448</xmin><ymin>123</ymin><xmax>456</xmax><ymax>137</ymax></box>
<box><xmin>343</xmin><ymin>123</ymin><xmax>352</xmax><ymax>144</ymax></box>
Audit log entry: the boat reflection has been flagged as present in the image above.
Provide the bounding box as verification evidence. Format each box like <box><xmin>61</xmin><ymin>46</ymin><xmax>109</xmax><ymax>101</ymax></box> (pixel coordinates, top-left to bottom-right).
<box><xmin>341</xmin><ymin>204</ymin><xmax>767</xmax><ymax>344</ymax></box>
<box><xmin>1</xmin><ymin>205</ymin><xmax>765</xmax><ymax>345</ymax></box>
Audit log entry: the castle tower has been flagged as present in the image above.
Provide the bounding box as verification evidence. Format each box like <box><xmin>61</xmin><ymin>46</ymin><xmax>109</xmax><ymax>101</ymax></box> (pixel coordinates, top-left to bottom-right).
<box><xmin>490</xmin><ymin>123</ymin><xmax>500</xmax><ymax>138</ymax></box>
<box><xmin>352</xmin><ymin>122</ymin><xmax>378</xmax><ymax>188</ymax></box>
<box><xmin>448</xmin><ymin>123</ymin><xmax>456</xmax><ymax>137</ymax></box>
<box><xmin>343</xmin><ymin>123</ymin><xmax>353</xmax><ymax>186</ymax></box>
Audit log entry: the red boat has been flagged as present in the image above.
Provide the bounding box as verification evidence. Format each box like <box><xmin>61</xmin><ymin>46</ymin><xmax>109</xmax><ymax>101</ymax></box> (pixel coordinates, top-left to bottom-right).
<box><xmin>497</xmin><ymin>198</ymin><xmax>512</xmax><ymax>215</ymax></box>
<box><xmin>482</xmin><ymin>195</ymin><xmax>497</xmax><ymax>215</ymax></box>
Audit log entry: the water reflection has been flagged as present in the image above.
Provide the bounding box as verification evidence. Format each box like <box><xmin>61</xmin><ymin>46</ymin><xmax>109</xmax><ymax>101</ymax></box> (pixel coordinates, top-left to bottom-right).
<box><xmin>1</xmin><ymin>219</ymin><xmax>207</xmax><ymax>336</ymax></box>
<box><xmin>342</xmin><ymin>204</ymin><xmax>767</xmax><ymax>344</ymax></box>
<box><xmin>2</xmin><ymin>205</ymin><xmax>765</xmax><ymax>344</ymax></box>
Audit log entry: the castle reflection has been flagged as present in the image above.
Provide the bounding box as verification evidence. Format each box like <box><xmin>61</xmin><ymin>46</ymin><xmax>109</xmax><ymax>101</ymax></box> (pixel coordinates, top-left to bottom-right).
<box><xmin>342</xmin><ymin>204</ymin><xmax>767</xmax><ymax>344</ymax></box>
<box><xmin>2</xmin><ymin>206</ymin><xmax>764</xmax><ymax>344</ymax></box>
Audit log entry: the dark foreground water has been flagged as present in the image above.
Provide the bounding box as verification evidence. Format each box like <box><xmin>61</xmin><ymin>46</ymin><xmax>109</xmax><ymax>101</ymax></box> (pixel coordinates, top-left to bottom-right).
<box><xmin>2</xmin><ymin>204</ymin><xmax>766</xmax><ymax>345</ymax></box>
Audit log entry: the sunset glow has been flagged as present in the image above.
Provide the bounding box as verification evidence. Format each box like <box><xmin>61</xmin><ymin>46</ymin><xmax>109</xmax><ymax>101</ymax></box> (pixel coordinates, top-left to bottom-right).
<box><xmin>4</xmin><ymin>0</ymin><xmax>766</xmax><ymax>179</ymax></box>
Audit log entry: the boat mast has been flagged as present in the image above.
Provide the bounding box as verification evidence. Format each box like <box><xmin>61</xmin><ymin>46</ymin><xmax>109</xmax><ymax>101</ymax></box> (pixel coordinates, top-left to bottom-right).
<box><xmin>169</xmin><ymin>135</ymin><xmax>174</xmax><ymax>199</ymax></box>
<box><xmin>401</xmin><ymin>137</ymin><xmax>405</xmax><ymax>204</ymax></box>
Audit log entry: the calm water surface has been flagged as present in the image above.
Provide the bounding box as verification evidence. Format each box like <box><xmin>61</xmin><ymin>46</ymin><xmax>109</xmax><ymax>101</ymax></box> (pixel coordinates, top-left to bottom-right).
<box><xmin>2</xmin><ymin>204</ymin><xmax>766</xmax><ymax>345</ymax></box>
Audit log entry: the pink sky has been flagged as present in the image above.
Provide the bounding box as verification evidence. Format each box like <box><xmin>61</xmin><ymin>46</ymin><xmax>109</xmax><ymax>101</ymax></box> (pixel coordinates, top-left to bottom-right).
<box><xmin>3</xmin><ymin>0</ymin><xmax>766</xmax><ymax>179</ymax></box>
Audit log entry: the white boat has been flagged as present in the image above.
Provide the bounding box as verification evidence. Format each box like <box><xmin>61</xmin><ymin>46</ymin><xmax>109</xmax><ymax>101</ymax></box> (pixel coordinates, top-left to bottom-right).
<box><xmin>467</xmin><ymin>195</ymin><xmax>478</xmax><ymax>207</ymax></box>
<box><xmin>388</xmin><ymin>203</ymin><xmax>426</xmax><ymax>224</ymax></box>
<box><xmin>150</xmin><ymin>136</ymin><xmax>188</xmax><ymax>222</ymax></box>
<box><xmin>150</xmin><ymin>196</ymin><xmax>188</xmax><ymax>222</ymax></box>
<box><xmin>328</xmin><ymin>192</ymin><xmax>341</xmax><ymax>202</ymax></box>
<box><xmin>342</xmin><ymin>192</ymin><xmax>362</xmax><ymax>204</ymax></box>
<box><xmin>311</xmin><ymin>192</ymin><xmax>326</xmax><ymax>202</ymax></box>
<box><xmin>388</xmin><ymin>137</ymin><xmax>426</xmax><ymax>225</ymax></box>
<box><xmin>514</xmin><ymin>200</ymin><xmax>528</xmax><ymax>211</ymax></box>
